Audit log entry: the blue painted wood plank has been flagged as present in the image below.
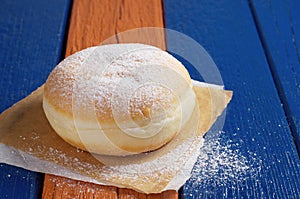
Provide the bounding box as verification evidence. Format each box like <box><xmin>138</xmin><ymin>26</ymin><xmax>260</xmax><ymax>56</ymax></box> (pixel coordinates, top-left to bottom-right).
<box><xmin>0</xmin><ymin>0</ymin><xmax>71</xmax><ymax>198</ymax></box>
<box><xmin>250</xmin><ymin>0</ymin><xmax>300</xmax><ymax>152</ymax></box>
<box><xmin>164</xmin><ymin>0</ymin><xmax>300</xmax><ymax>198</ymax></box>
<box><xmin>0</xmin><ymin>164</ymin><xmax>44</xmax><ymax>199</ymax></box>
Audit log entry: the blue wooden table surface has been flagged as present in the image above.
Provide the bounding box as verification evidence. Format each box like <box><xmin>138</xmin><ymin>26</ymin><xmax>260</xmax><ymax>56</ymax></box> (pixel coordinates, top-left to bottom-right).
<box><xmin>0</xmin><ymin>0</ymin><xmax>299</xmax><ymax>199</ymax></box>
<box><xmin>164</xmin><ymin>0</ymin><xmax>300</xmax><ymax>198</ymax></box>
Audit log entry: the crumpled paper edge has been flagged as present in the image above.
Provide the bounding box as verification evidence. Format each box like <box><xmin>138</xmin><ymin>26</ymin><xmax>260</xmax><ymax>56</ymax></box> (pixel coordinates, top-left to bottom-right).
<box><xmin>163</xmin><ymin>138</ymin><xmax>204</xmax><ymax>191</ymax></box>
<box><xmin>0</xmin><ymin>138</ymin><xmax>204</xmax><ymax>192</ymax></box>
<box><xmin>0</xmin><ymin>80</ymin><xmax>228</xmax><ymax>193</ymax></box>
<box><xmin>0</xmin><ymin>143</ymin><xmax>105</xmax><ymax>186</ymax></box>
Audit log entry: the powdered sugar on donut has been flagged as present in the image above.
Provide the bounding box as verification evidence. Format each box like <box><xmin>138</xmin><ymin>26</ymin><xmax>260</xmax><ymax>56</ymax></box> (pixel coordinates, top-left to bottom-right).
<box><xmin>44</xmin><ymin>44</ymin><xmax>193</xmax><ymax>124</ymax></box>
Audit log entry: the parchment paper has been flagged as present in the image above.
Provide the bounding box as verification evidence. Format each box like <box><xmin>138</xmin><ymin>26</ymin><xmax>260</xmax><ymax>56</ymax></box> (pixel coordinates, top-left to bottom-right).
<box><xmin>0</xmin><ymin>80</ymin><xmax>232</xmax><ymax>194</ymax></box>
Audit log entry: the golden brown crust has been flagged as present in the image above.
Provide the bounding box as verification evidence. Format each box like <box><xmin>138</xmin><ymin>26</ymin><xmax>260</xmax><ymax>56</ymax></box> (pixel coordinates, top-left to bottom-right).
<box><xmin>44</xmin><ymin>44</ymin><xmax>191</xmax><ymax>123</ymax></box>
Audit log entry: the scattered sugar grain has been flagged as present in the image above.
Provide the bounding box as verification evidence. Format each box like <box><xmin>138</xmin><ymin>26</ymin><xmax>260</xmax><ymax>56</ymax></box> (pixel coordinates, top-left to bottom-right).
<box><xmin>189</xmin><ymin>131</ymin><xmax>261</xmax><ymax>187</ymax></box>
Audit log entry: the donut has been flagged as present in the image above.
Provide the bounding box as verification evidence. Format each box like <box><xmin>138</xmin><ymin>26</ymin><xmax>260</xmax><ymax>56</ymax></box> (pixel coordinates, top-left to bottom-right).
<box><xmin>43</xmin><ymin>43</ymin><xmax>196</xmax><ymax>156</ymax></box>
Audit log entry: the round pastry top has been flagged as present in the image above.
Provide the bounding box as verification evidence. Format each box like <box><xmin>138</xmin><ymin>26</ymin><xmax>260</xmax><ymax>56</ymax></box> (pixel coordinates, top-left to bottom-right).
<box><xmin>44</xmin><ymin>44</ymin><xmax>193</xmax><ymax>129</ymax></box>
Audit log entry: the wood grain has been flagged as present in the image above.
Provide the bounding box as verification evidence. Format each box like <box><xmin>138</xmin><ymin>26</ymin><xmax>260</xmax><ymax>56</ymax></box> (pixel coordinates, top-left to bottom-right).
<box><xmin>164</xmin><ymin>0</ymin><xmax>300</xmax><ymax>198</ymax></box>
<box><xmin>250</xmin><ymin>0</ymin><xmax>300</xmax><ymax>152</ymax></box>
<box><xmin>65</xmin><ymin>0</ymin><xmax>166</xmax><ymax>56</ymax></box>
<box><xmin>42</xmin><ymin>0</ymin><xmax>176</xmax><ymax>198</ymax></box>
<box><xmin>43</xmin><ymin>175</ymin><xmax>118</xmax><ymax>199</ymax></box>
<box><xmin>0</xmin><ymin>0</ymin><xmax>71</xmax><ymax>198</ymax></box>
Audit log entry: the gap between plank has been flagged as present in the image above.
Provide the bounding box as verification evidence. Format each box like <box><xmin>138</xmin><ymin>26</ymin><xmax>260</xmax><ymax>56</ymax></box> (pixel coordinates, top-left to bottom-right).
<box><xmin>59</xmin><ymin>0</ymin><xmax>75</xmax><ymax>62</ymax></box>
<box><xmin>38</xmin><ymin>0</ymin><xmax>74</xmax><ymax>195</ymax></box>
<box><xmin>248</xmin><ymin>0</ymin><xmax>300</xmax><ymax>156</ymax></box>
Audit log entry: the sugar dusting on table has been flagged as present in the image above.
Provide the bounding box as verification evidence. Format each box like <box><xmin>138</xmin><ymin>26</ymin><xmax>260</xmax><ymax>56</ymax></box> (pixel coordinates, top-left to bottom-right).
<box><xmin>188</xmin><ymin>131</ymin><xmax>262</xmax><ymax>189</ymax></box>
